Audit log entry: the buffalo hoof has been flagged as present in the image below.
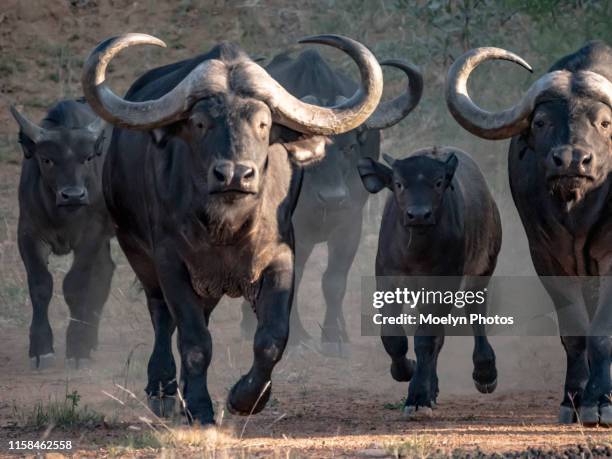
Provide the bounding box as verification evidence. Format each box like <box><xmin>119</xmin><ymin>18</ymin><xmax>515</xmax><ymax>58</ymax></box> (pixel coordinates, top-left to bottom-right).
<box><xmin>474</xmin><ymin>378</ymin><xmax>497</xmax><ymax>394</ymax></box>
<box><xmin>558</xmin><ymin>405</ymin><xmax>577</xmax><ymax>424</ymax></box>
<box><xmin>402</xmin><ymin>405</ymin><xmax>433</xmax><ymax>420</ymax></box>
<box><xmin>390</xmin><ymin>358</ymin><xmax>415</xmax><ymax>382</ymax></box>
<box><xmin>226</xmin><ymin>377</ymin><xmax>271</xmax><ymax>416</ymax></box>
<box><xmin>579</xmin><ymin>405</ymin><xmax>599</xmax><ymax>426</ymax></box>
<box><xmin>599</xmin><ymin>405</ymin><xmax>612</xmax><ymax>427</ymax></box>
<box><xmin>66</xmin><ymin>357</ymin><xmax>92</xmax><ymax>370</ymax></box>
<box><xmin>319</xmin><ymin>341</ymin><xmax>351</xmax><ymax>359</ymax></box>
<box><xmin>148</xmin><ymin>396</ymin><xmax>176</xmax><ymax>418</ymax></box>
<box><xmin>30</xmin><ymin>353</ymin><xmax>56</xmax><ymax>370</ymax></box>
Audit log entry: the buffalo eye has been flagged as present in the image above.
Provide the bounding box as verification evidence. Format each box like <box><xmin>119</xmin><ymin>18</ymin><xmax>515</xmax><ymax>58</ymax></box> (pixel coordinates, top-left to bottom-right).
<box><xmin>84</xmin><ymin>154</ymin><xmax>95</xmax><ymax>163</ymax></box>
<box><xmin>601</xmin><ymin>120</ymin><xmax>611</xmax><ymax>130</ymax></box>
<box><xmin>533</xmin><ymin>119</ymin><xmax>546</xmax><ymax>129</ymax></box>
<box><xmin>41</xmin><ymin>157</ymin><xmax>53</xmax><ymax>166</ymax></box>
<box><xmin>190</xmin><ymin>114</ymin><xmax>210</xmax><ymax>133</ymax></box>
<box><xmin>395</xmin><ymin>181</ymin><xmax>403</xmax><ymax>190</ymax></box>
<box><xmin>435</xmin><ymin>179</ymin><xmax>444</xmax><ymax>189</ymax></box>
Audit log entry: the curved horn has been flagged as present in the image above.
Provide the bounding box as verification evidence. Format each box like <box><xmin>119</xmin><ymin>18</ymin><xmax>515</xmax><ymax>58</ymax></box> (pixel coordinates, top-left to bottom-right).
<box><xmin>238</xmin><ymin>34</ymin><xmax>383</xmax><ymax>135</ymax></box>
<box><xmin>10</xmin><ymin>105</ymin><xmax>48</xmax><ymax>142</ymax></box>
<box><xmin>81</xmin><ymin>33</ymin><xmax>229</xmax><ymax>130</ymax></box>
<box><xmin>446</xmin><ymin>47</ymin><xmax>576</xmax><ymax>140</ymax></box>
<box><xmin>573</xmin><ymin>71</ymin><xmax>612</xmax><ymax>108</ymax></box>
<box><xmin>365</xmin><ymin>60</ymin><xmax>423</xmax><ymax>130</ymax></box>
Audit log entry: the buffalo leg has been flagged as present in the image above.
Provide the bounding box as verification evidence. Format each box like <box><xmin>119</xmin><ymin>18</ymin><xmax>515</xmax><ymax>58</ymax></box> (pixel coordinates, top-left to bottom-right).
<box><xmin>320</xmin><ymin>221</ymin><xmax>361</xmax><ymax>356</ymax></box>
<box><xmin>287</xmin><ymin>241</ymin><xmax>314</xmax><ymax>345</ymax></box>
<box><xmin>144</xmin><ymin>293</ymin><xmax>178</xmax><ymax>417</ymax></box>
<box><xmin>18</xmin><ymin>231</ymin><xmax>54</xmax><ymax>369</ymax></box>
<box><xmin>239</xmin><ymin>300</ymin><xmax>256</xmax><ymax>340</ymax></box>
<box><xmin>116</xmin><ymin>231</ymin><xmax>179</xmax><ymax>417</ymax></box>
<box><xmin>241</xmin><ymin>242</ymin><xmax>313</xmax><ymax>345</ymax></box>
<box><xmin>430</xmin><ymin>348</ymin><xmax>441</xmax><ymax>406</ymax></box>
<box><xmin>64</xmin><ymin>240</ymin><xmax>115</xmax><ymax>367</ymax></box>
<box><xmin>227</xmin><ymin>261</ymin><xmax>292</xmax><ymax>415</ymax></box>
<box><xmin>541</xmin><ymin>277</ymin><xmax>590</xmax><ymax>423</ymax></box>
<box><xmin>380</xmin><ymin>299</ymin><xmax>415</xmax><ymax>383</ymax></box>
<box><xmin>464</xmin><ymin>276</ymin><xmax>497</xmax><ymax>394</ymax></box>
<box><xmin>581</xmin><ymin>275</ymin><xmax>612</xmax><ymax>426</ymax></box>
<box><xmin>156</xmin><ymin>249</ymin><xmax>219</xmax><ymax>425</ymax></box>
<box><xmin>404</xmin><ymin>326</ymin><xmax>444</xmax><ymax>416</ymax></box>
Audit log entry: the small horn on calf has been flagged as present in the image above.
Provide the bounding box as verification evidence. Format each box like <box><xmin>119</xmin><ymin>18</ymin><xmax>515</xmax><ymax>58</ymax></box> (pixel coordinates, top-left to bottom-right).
<box><xmin>365</xmin><ymin>59</ymin><xmax>423</xmax><ymax>130</ymax></box>
<box><xmin>10</xmin><ymin>106</ymin><xmax>49</xmax><ymax>143</ymax></box>
<box><xmin>446</xmin><ymin>47</ymin><xmax>578</xmax><ymax>140</ymax></box>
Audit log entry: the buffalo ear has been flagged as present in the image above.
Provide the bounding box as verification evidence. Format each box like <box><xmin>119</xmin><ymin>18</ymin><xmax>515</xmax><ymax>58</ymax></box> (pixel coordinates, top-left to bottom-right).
<box><xmin>284</xmin><ymin>135</ymin><xmax>328</xmax><ymax>166</ymax></box>
<box><xmin>514</xmin><ymin>134</ymin><xmax>530</xmax><ymax>160</ymax></box>
<box><xmin>94</xmin><ymin>131</ymin><xmax>106</xmax><ymax>156</ymax></box>
<box><xmin>445</xmin><ymin>153</ymin><xmax>458</xmax><ymax>182</ymax></box>
<box><xmin>17</xmin><ymin>131</ymin><xmax>36</xmax><ymax>159</ymax></box>
<box><xmin>358</xmin><ymin>157</ymin><xmax>393</xmax><ymax>194</ymax></box>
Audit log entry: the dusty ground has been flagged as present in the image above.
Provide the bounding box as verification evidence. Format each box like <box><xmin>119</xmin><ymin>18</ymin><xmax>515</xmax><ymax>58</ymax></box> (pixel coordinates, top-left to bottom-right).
<box><xmin>1</xmin><ymin>1</ymin><xmax>611</xmax><ymax>457</ymax></box>
<box><xmin>0</xmin><ymin>313</ymin><xmax>611</xmax><ymax>457</ymax></box>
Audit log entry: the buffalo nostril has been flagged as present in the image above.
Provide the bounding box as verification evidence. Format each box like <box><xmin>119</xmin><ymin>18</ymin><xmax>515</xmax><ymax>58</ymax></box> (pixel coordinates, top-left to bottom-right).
<box><xmin>553</xmin><ymin>154</ymin><xmax>563</xmax><ymax>167</ymax></box>
<box><xmin>213</xmin><ymin>167</ymin><xmax>228</xmax><ymax>183</ymax></box>
<box><xmin>406</xmin><ymin>212</ymin><xmax>414</xmax><ymax>220</ymax></box>
<box><xmin>582</xmin><ymin>154</ymin><xmax>592</xmax><ymax>165</ymax></box>
<box><xmin>61</xmin><ymin>189</ymin><xmax>85</xmax><ymax>199</ymax></box>
<box><xmin>242</xmin><ymin>167</ymin><xmax>255</xmax><ymax>180</ymax></box>
<box><xmin>424</xmin><ymin>211</ymin><xmax>432</xmax><ymax>220</ymax></box>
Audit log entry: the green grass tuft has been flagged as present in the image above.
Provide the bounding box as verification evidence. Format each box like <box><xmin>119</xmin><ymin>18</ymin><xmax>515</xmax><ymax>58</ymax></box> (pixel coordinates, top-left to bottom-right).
<box><xmin>13</xmin><ymin>389</ymin><xmax>107</xmax><ymax>430</ymax></box>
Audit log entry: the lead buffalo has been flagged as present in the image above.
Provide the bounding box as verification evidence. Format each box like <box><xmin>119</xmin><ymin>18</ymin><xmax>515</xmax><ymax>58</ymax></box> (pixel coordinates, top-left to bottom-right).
<box><xmin>240</xmin><ymin>49</ymin><xmax>423</xmax><ymax>355</ymax></box>
<box><xmin>446</xmin><ymin>41</ymin><xmax>612</xmax><ymax>426</ymax></box>
<box><xmin>81</xmin><ymin>33</ymin><xmax>383</xmax><ymax>424</ymax></box>
<box><xmin>11</xmin><ymin>99</ymin><xmax>113</xmax><ymax>370</ymax></box>
<box><xmin>358</xmin><ymin>147</ymin><xmax>501</xmax><ymax>416</ymax></box>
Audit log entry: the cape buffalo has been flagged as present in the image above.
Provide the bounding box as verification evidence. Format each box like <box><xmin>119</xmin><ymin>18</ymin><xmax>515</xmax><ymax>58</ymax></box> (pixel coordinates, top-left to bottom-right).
<box><xmin>358</xmin><ymin>147</ymin><xmax>501</xmax><ymax>416</ymax></box>
<box><xmin>240</xmin><ymin>49</ymin><xmax>423</xmax><ymax>356</ymax></box>
<box><xmin>446</xmin><ymin>41</ymin><xmax>612</xmax><ymax>426</ymax></box>
<box><xmin>10</xmin><ymin>99</ymin><xmax>114</xmax><ymax>370</ymax></box>
<box><xmin>81</xmin><ymin>33</ymin><xmax>383</xmax><ymax>424</ymax></box>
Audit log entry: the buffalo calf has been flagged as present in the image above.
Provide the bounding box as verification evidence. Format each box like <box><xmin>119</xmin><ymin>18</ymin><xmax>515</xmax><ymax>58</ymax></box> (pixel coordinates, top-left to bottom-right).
<box><xmin>11</xmin><ymin>99</ymin><xmax>114</xmax><ymax>369</ymax></box>
<box><xmin>358</xmin><ymin>147</ymin><xmax>501</xmax><ymax>416</ymax></box>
